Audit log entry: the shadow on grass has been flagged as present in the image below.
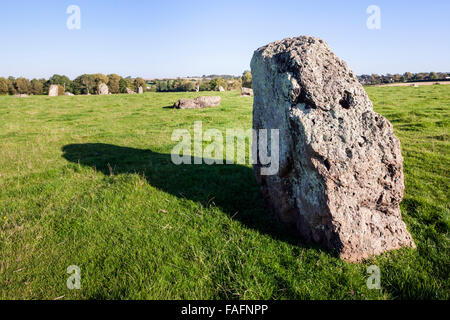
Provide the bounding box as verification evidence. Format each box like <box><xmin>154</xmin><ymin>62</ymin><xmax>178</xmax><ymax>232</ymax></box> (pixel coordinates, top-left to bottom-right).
<box><xmin>61</xmin><ymin>143</ymin><xmax>326</xmax><ymax>253</ymax></box>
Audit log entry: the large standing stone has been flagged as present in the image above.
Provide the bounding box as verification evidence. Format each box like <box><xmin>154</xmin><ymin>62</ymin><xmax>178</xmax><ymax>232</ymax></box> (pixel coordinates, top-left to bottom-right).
<box><xmin>251</xmin><ymin>36</ymin><xmax>415</xmax><ymax>262</ymax></box>
<box><xmin>48</xmin><ymin>85</ymin><xmax>59</xmax><ymax>97</ymax></box>
<box><xmin>173</xmin><ymin>96</ymin><xmax>221</xmax><ymax>109</ymax></box>
<box><xmin>98</xmin><ymin>83</ymin><xmax>109</xmax><ymax>95</ymax></box>
<box><xmin>138</xmin><ymin>86</ymin><xmax>144</xmax><ymax>94</ymax></box>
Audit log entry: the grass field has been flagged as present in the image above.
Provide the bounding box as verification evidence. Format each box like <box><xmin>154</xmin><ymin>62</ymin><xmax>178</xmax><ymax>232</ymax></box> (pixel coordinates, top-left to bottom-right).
<box><xmin>0</xmin><ymin>86</ymin><xmax>448</xmax><ymax>300</ymax></box>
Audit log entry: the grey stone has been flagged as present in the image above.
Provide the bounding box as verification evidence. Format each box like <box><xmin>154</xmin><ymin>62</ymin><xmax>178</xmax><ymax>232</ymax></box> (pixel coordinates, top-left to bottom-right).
<box><xmin>218</xmin><ymin>86</ymin><xmax>225</xmax><ymax>92</ymax></box>
<box><xmin>251</xmin><ymin>36</ymin><xmax>415</xmax><ymax>262</ymax></box>
<box><xmin>98</xmin><ymin>83</ymin><xmax>109</xmax><ymax>95</ymax></box>
<box><xmin>138</xmin><ymin>86</ymin><xmax>143</xmax><ymax>94</ymax></box>
<box><xmin>126</xmin><ymin>88</ymin><xmax>136</xmax><ymax>94</ymax></box>
<box><xmin>48</xmin><ymin>85</ymin><xmax>59</xmax><ymax>97</ymax></box>
<box><xmin>241</xmin><ymin>87</ymin><xmax>254</xmax><ymax>96</ymax></box>
<box><xmin>173</xmin><ymin>96</ymin><xmax>221</xmax><ymax>109</ymax></box>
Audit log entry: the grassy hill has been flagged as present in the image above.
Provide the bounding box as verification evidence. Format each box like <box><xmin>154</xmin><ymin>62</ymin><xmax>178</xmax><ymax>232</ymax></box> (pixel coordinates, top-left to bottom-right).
<box><xmin>0</xmin><ymin>86</ymin><xmax>448</xmax><ymax>299</ymax></box>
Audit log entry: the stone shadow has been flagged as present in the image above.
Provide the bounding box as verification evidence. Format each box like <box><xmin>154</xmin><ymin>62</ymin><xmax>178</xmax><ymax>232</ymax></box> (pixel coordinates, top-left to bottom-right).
<box><xmin>61</xmin><ymin>143</ymin><xmax>326</xmax><ymax>252</ymax></box>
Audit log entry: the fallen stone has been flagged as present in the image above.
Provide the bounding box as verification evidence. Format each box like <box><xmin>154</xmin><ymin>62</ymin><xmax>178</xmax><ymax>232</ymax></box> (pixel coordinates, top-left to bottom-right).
<box><xmin>241</xmin><ymin>87</ymin><xmax>253</xmax><ymax>96</ymax></box>
<box><xmin>218</xmin><ymin>86</ymin><xmax>225</xmax><ymax>92</ymax></box>
<box><xmin>14</xmin><ymin>94</ymin><xmax>29</xmax><ymax>98</ymax></box>
<box><xmin>173</xmin><ymin>96</ymin><xmax>221</xmax><ymax>109</ymax></box>
<box><xmin>126</xmin><ymin>88</ymin><xmax>136</xmax><ymax>94</ymax></box>
<box><xmin>251</xmin><ymin>36</ymin><xmax>415</xmax><ymax>262</ymax></box>
<box><xmin>64</xmin><ymin>92</ymin><xmax>74</xmax><ymax>96</ymax></box>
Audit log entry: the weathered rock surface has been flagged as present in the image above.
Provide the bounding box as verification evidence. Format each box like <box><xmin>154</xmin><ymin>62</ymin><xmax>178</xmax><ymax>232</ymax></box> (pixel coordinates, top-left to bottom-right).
<box><xmin>64</xmin><ymin>92</ymin><xmax>74</xmax><ymax>96</ymax></box>
<box><xmin>173</xmin><ymin>96</ymin><xmax>221</xmax><ymax>109</ymax></box>
<box><xmin>241</xmin><ymin>87</ymin><xmax>254</xmax><ymax>96</ymax></box>
<box><xmin>251</xmin><ymin>36</ymin><xmax>415</xmax><ymax>262</ymax></box>
<box><xmin>126</xmin><ymin>88</ymin><xmax>136</xmax><ymax>94</ymax></box>
<box><xmin>48</xmin><ymin>85</ymin><xmax>59</xmax><ymax>97</ymax></box>
<box><xmin>138</xmin><ymin>86</ymin><xmax>144</xmax><ymax>94</ymax></box>
<box><xmin>218</xmin><ymin>86</ymin><xmax>225</xmax><ymax>92</ymax></box>
<box><xmin>98</xmin><ymin>83</ymin><xmax>109</xmax><ymax>95</ymax></box>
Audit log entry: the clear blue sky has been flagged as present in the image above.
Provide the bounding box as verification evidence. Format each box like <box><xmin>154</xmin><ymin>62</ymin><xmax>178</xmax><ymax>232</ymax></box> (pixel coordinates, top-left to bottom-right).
<box><xmin>1</xmin><ymin>0</ymin><xmax>449</xmax><ymax>79</ymax></box>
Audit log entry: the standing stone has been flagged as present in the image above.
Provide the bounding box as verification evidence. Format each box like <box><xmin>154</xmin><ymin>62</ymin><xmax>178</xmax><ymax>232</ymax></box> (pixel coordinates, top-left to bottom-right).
<box><xmin>251</xmin><ymin>36</ymin><xmax>415</xmax><ymax>262</ymax></box>
<box><xmin>138</xmin><ymin>86</ymin><xmax>144</xmax><ymax>94</ymax></box>
<box><xmin>98</xmin><ymin>83</ymin><xmax>109</xmax><ymax>95</ymax></box>
<box><xmin>195</xmin><ymin>84</ymin><xmax>200</xmax><ymax>92</ymax></box>
<box><xmin>218</xmin><ymin>86</ymin><xmax>225</xmax><ymax>92</ymax></box>
<box><xmin>48</xmin><ymin>85</ymin><xmax>59</xmax><ymax>97</ymax></box>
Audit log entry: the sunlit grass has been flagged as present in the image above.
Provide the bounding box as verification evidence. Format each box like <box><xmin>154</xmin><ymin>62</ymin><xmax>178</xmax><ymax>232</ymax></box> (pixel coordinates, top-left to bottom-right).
<box><xmin>0</xmin><ymin>86</ymin><xmax>448</xmax><ymax>299</ymax></box>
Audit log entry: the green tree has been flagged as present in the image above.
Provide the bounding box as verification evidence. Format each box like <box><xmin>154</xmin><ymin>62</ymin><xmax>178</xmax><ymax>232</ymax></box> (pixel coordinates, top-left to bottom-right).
<box><xmin>30</xmin><ymin>79</ymin><xmax>44</xmax><ymax>95</ymax></box>
<box><xmin>107</xmin><ymin>74</ymin><xmax>122</xmax><ymax>94</ymax></box>
<box><xmin>156</xmin><ymin>80</ymin><xmax>168</xmax><ymax>92</ymax></box>
<box><xmin>73</xmin><ymin>74</ymin><xmax>95</xmax><ymax>94</ymax></box>
<box><xmin>134</xmin><ymin>78</ymin><xmax>146</xmax><ymax>92</ymax></box>
<box><xmin>14</xmin><ymin>77</ymin><xmax>32</xmax><ymax>94</ymax></box>
<box><xmin>208</xmin><ymin>77</ymin><xmax>227</xmax><ymax>91</ymax></box>
<box><xmin>403</xmin><ymin>72</ymin><xmax>413</xmax><ymax>81</ymax></box>
<box><xmin>119</xmin><ymin>78</ymin><xmax>129</xmax><ymax>93</ymax></box>
<box><xmin>242</xmin><ymin>71</ymin><xmax>252</xmax><ymax>88</ymax></box>
<box><xmin>0</xmin><ymin>77</ymin><xmax>9</xmax><ymax>95</ymax></box>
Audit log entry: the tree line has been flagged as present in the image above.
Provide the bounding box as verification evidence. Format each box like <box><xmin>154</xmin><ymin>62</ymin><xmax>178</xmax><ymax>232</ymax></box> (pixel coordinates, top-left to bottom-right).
<box><xmin>358</xmin><ymin>72</ymin><xmax>450</xmax><ymax>85</ymax></box>
<box><xmin>154</xmin><ymin>71</ymin><xmax>253</xmax><ymax>92</ymax></box>
<box><xmin>0</xmin><ymin>74</ymin><xmax>146</xmax><ymax>95</ymax></box>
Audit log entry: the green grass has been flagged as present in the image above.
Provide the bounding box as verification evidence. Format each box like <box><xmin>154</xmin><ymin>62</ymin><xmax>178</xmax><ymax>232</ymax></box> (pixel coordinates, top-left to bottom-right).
<box><xmin>0</xmin><ymin>86</ymin><xmax>448</xmax><ymax>300</ymax></box>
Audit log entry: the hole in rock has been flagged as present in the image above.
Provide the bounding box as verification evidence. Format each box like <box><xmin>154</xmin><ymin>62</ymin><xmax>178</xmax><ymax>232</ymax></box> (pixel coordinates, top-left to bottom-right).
<box><xmin>345</xmin><ymin>148</ymin><xmax>353</xmax><ymax>158</ymax></box>
<box><xmin>339</xmin><ymin>91</ymin><xmax>353</xmax><ymax>109</ymax></box>
<box><xmin>324</xmin><ymin>159</ymin><xmax>331</xmax><ymax>171</ymax></box>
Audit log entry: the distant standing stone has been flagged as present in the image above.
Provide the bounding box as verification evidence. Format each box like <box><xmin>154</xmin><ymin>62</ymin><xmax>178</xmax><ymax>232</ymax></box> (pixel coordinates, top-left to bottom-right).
<box><xmin>48</xmin><ymin>85</ymin><xmax>58</xmax><ymax>97</ymax></box>
<box><xmin>98</xmin><ymin>83</ymin><xmax>109</xmax><ymax>95</ymax></box>
<box><xmin>138</xmin><ymin>86</ymin><xmax>143</xmax><ymax>94</ymax></box>
<box><xmin>251</xmin><ymin>36</ymin><xmax>415</xmax><ymax>262</ymax></box>
<box><xmin>218</xmin><ymin>86</ymin><xmax>225</xmax><ymax>92</ymax></box>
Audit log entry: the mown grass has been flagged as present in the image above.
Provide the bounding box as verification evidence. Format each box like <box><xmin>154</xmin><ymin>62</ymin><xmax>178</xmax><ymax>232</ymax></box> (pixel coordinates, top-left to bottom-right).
<box><xmin>0</xmin><ymin>86</ymin><xmax>448</xmax><ymax>300</ymax></box>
